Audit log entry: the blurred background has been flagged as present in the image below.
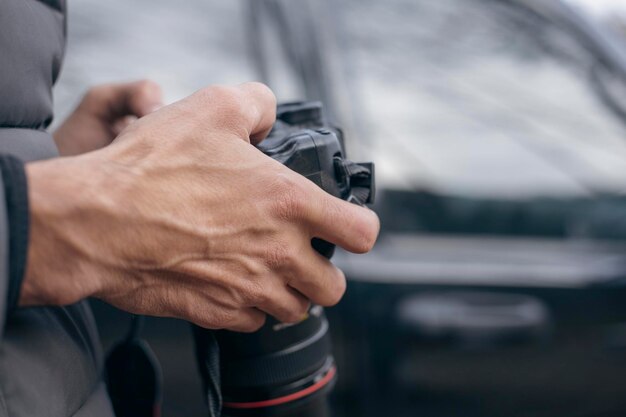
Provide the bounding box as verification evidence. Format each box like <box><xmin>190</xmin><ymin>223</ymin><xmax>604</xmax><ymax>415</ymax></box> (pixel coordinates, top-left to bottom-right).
<box><xmin>55</xmin><ymin>0</ymin><xmax>626</xmax><ymax>416</ymax></box>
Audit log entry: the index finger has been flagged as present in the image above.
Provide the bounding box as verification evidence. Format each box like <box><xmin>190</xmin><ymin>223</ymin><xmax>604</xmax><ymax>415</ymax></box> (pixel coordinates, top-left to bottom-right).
<box><xmin>188</xmin><ymin>82</ymin><xmax>277</xmax><ymax>144</ymax></box>
<box><xmin>303</xmin><ymin>183</ymin><xmax>380</xmax><ymax>254</ymax></box>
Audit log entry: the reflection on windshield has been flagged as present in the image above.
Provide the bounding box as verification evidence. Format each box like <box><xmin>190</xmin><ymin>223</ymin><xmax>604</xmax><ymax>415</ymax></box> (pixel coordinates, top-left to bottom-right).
<box><xmin>343</xmin><ymin>0</ymin><xmax>626</xmax><ymax>198</ymax></box>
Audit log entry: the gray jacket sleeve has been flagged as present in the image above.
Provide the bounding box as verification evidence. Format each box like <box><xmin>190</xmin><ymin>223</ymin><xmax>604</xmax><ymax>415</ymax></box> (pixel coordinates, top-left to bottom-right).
<box><xmin>0</xmin><ymin>170</ymin><xmax>8</xmax><ymax>335</ymax></box>
<box><xmin>0</xmin><ymin>155</ymin><xmax>30</xmax><ymax>336</ymax></box>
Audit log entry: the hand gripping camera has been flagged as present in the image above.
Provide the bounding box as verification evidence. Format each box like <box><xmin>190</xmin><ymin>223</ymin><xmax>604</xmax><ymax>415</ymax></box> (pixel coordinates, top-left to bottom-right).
<box><xmin>194</xmin><ymin>101</ymin><xmax>375</xmax><ymax>417</ymax></box>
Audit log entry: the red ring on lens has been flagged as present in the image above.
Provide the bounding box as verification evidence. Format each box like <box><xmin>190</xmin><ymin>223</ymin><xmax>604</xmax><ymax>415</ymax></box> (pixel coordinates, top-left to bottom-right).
<box><xmin>223</xmin><ymin>365</ymin><xmax>336</xmax><ymax>409</ymax></box>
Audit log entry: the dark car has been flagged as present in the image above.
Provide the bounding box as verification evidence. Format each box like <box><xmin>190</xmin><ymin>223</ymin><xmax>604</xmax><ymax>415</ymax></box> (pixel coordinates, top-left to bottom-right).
<box><xmin>327</xmin><ymin>1</ymin><xmax>626</xmax><ymax>416</ymax></box>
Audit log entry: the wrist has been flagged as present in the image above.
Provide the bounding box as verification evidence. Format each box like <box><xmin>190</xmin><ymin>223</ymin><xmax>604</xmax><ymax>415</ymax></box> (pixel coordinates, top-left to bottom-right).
<box><xmin>21</xmin><ymin>156</ymin><xmax>105</xmax><ymax>306</ymax></box>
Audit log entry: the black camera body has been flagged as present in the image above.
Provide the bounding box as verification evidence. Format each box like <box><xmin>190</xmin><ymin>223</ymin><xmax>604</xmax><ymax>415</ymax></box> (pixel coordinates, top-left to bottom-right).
<box><xmin>258</xmin><ymin>102</ymin><xmax>374</xmax><ymax>204</ymax></box>
<box><xmin>197</xmin><ymin>102</ymin><xmax>375</xmax><ymax>417</ymax></box>
<box><xmin>258</xmin><ymin>102</ymin><xmax>374</xmax><ymax>258</ymax></box>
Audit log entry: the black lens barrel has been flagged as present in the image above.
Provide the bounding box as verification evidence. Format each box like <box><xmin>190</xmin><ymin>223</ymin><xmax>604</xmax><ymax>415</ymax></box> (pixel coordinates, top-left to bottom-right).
<box><xmin>193</xmin><ymin>102</ymin><xmax>375</xmax><ymax>417</ymax></box>
<box><xmin>217</xmin><ymin>306</ymin><xmax>336</xmax><ymax>415</ymax></box>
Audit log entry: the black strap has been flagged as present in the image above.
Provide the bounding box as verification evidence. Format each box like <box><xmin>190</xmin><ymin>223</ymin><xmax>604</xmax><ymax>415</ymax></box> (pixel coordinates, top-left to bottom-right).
<box><xmin>334</xmin><ymin>159</ymin><xmax>375</xmax><ymax>206</ymax></box>
<box><xmin>193</xmin><ymin>326</ymin><xmax>222</xmax><ymax>417</ymax></box>
<box><xmin>105</xmin><ymin>328</ymin><xmax>163</xmax><ymax>417</ymax></box>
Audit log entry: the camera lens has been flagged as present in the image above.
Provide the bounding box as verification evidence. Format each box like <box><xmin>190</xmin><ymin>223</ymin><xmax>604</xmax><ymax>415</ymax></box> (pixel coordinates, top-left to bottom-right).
<box><xmin>215</xmin><ymin>306</ymin><xmax>336</xmax><ymax>417</ymax></box>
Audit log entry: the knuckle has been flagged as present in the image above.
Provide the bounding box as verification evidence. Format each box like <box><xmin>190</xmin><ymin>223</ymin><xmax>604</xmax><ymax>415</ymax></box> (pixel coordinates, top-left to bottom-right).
<box><xmin>198</xmin><ymin>84</ymin><xmax>229</xmax><ymax>100</ymax></box>
<box><xmin>271</xmin><ymin>174</ymin><xmax>307</xmax><ymax>221</ymax></box>
<box><xmin>191</xmin><ymin>313</ymin><xmax>219</xmax><ymax>330</ymax></box>
<box><xmin>242</xmin><ymin>280</ymin><xmax>269</xmax><ymax>306</ymax></box>
<box><xmin>321</xmin><ymin>269</ymin><xmax>346</xmax><ymax>307</ymax></box>
<box><xmin>265</xmin><ymin>242</ymin><xmax>296</xmax><ymax>269</ymax></box>
<box><xmin>240</xmin><ymin>313</ymin><xmax>267</xmax><ymax>333</ymax></box>
<box><xmin>83</xmin><ymin>85</ymin><xmax>109</xmax><ymax>106</ymax></box>
<box><xmin>196</xmin><ymin>85</ymin><xmax>220</xmax><ymax>104</ymax></box>
<box><xmin>174</xmin><ymin>292</ymin><xmax>200</xmax><ymax>322</ymax></box>
<box><xmin>198</xmin><ymin>85</ymin><xmax>242</xmax><ymax>113</ymax></box>
<box><xmin>282</xmin><ymin>247</ymin><xmax>298</xmax><ymax>268</ymax></box>
<box><xmin>282</xmin><ymin>310</ymin><xmax>302</xmax><ymax>324</ymax></box>
<box><xmin>195</xmin><ymin>85</ymin><xmax>248</xmax><ymax>134</ymax></box>
<box><xmin>241</xmin><ymin>82</ymin><xmax>277</xmax><ymax>106</ymax></box>
<box><xmin>214</xmin><ymin>308</ymin><xmax>238</xmax><ymax>329</ymax></box>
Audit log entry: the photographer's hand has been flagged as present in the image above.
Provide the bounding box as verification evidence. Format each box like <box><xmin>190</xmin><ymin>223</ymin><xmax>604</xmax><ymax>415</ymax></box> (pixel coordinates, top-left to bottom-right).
<box><xmin>53</xmin><ymin>80</ymin><xmax>163</xmax><ymax>156</ymax></box>
<box><xmin>22</xmin><ymin>83</ymin><xmax>380</xmax><ymax>332</ymax></box>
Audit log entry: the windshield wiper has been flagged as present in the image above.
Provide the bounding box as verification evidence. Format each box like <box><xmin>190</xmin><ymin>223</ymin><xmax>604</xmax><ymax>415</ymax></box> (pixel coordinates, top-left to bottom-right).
<box><xmin>496</xmin><ymin>0</ymin><xmax>626</xmax><ymax>125</ymax></box>
<box><xmin>511</xmin><ymin>0</ymin><xmax>626</xmax><ymax>74</ymax></box>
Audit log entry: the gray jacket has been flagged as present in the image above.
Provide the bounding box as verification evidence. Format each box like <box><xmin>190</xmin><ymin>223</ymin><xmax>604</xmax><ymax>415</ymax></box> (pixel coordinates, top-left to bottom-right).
<box><xmin>0</xmin><ymin>1</ymin><xmax>115</xmax><ymax>416</ymax></box>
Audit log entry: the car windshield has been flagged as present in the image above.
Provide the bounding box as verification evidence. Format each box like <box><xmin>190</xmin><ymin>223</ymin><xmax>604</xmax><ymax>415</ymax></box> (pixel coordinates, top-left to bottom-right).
<box><xmin>341</xmin><ymin>0</ymin><xmax>626</xmax><ymax>198</ymax></box>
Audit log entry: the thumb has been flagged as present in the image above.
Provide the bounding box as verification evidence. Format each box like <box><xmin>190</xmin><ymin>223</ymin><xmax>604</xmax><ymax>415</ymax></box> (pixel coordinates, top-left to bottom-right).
<box><xmin>122</xmin><ymin>79</ymin><xmax>164</xmax><ymax>117</ymax></box>
<box><xmin>83</xmin><ymin>80</ymin><xmax>164</xmax><ymax>121</ymax></box>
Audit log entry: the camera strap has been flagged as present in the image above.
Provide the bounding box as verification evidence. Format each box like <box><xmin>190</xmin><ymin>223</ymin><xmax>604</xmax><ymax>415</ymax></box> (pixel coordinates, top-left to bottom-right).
<box><xmin>105</xmin><ymin>316</ymin><xmax>163</xmax><ymax>417</ymax></box>
<box><xmin>334</xmin><ymin>159</ymin><xmax>375</xmax><ymax>205</ymax></box>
